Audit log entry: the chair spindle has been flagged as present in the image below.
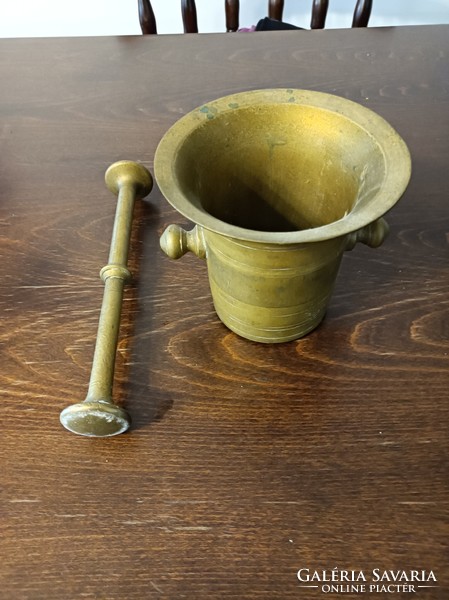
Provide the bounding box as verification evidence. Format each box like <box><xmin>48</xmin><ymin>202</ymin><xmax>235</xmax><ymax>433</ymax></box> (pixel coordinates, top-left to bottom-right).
<box><xmin>182</xmin><ymin>0</ymin><xmax>199</xmax><ymax>33</ymax></box>
<box><xmin>138</xmin><ymin>0</ymin><xmax>157</xmax><ymax>34</ymax></box>
<box><xmin>225</xmin><ymin>0</ymin><xmax>240</xmax><ymax>32</ymax></box>
<box><xmin>311</xmin><ymin>0</ymin><xmax>329</xmax><ymax>29</ymax></box>
<box><xmin>268</xmin><ymin>0</ymin><xmax>285</xmax><ymax>21</ymax></box>
<box><xmin>352</xmin><ymin>0</ymin><xmax>372</xmax><ymax>27</ymax></box>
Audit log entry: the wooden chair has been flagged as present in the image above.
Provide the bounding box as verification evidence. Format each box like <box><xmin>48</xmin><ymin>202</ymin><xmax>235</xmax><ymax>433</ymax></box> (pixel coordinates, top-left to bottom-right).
<box><xmin>138</xmin><ymin>1</ymin><xmax>372</xmax><ymax>35</ymax></box>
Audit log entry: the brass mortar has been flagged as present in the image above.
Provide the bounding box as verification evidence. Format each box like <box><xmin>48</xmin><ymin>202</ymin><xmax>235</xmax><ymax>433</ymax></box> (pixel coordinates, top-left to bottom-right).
<box><xmin>155</xmin><ymin>89</ymin><xmax>411</xmax><ymax>343</ymax></box>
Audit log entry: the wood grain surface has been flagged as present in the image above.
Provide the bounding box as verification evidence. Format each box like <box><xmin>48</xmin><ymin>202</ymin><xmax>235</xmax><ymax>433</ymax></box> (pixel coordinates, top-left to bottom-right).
<box><xmin>0</xmin><ymin>26</ymin><xmax>448</xmax><ymax>599</ymax></box>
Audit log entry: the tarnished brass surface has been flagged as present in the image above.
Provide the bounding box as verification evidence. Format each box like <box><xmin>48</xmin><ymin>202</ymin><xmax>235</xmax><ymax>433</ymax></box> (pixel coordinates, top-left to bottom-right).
<box><xmin>60</xmin><ymin>161</ymin><xmax>153</xmax><ymax>436</ymax></box>
<box><xmin>155</xmin><ymin>89</ymin><xmax>411</xmax><ymax>343</ymax></box>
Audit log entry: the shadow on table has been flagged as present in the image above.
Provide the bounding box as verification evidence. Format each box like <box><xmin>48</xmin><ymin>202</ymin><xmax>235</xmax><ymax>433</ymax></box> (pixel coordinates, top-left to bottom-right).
<box><xmin>112</xmin><ymin>193</ymin><xmax>175</xmax><ymax>431</ymax></box>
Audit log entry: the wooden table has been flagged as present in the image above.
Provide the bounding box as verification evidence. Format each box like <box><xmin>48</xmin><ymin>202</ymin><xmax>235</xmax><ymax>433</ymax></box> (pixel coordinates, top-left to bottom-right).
<box><xmin>1</xmin><ymin>25</ymin><xmax>448</xmax><ymax>599</ymax></box>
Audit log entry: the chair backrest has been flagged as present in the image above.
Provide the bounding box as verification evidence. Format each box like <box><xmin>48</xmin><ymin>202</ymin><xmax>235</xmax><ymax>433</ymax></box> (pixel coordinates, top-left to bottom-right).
<box><xmin>138</xmin><ymin>1</ymin><xmax>372</xmax><ymax>35</ymax></box>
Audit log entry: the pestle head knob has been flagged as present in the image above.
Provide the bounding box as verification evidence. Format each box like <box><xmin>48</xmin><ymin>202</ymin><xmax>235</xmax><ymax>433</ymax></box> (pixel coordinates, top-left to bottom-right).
<box><xmin>105</xmin><ymin>160</ymin><xmax>153</xmax><ymax>198</ymax></box>
<box><xmin>60</xmin><ymin>401</ymin><xmax>131</xmax><ymax>437</ymax></box>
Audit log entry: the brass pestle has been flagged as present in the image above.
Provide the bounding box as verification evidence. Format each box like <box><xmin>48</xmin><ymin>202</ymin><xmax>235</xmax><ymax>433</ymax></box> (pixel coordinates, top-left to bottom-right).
<box><xmin>60</xmin><ymin>161</ymin><xmax>153</xmax><ymax>437</ymax></box>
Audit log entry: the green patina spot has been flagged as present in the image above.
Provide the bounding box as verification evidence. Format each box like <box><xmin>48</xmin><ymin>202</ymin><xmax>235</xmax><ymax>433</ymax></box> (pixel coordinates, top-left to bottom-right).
<box><xmin>288</xmin><ymin>97</ymin><xmax>295</xmax><ymax>102</ymax></box>
<box><xmin>200</xmin><ymin>105</ymin><xmax>218</xmax><ymax>119</ymax></box>
<box><xmin>228</xmin><ymin>102</ymin><xmax>239</xmax><ymax>109</ymax></box>
<box><xmin>286</xmin><ymin>89</ymin><xmax>293</xmax><ymax>94</ymax></box>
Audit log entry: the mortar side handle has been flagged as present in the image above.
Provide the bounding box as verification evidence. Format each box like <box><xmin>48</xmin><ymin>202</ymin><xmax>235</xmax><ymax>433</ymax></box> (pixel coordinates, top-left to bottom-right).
<box><xmin>345</xmin><ymin>218</ymin><xmax>389</xmax><ymax>251</ymax></box>
<box><xmin>160</xmin><ymin>224</ymin><xmax>206</xmax><ymax>259</ymax></box>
